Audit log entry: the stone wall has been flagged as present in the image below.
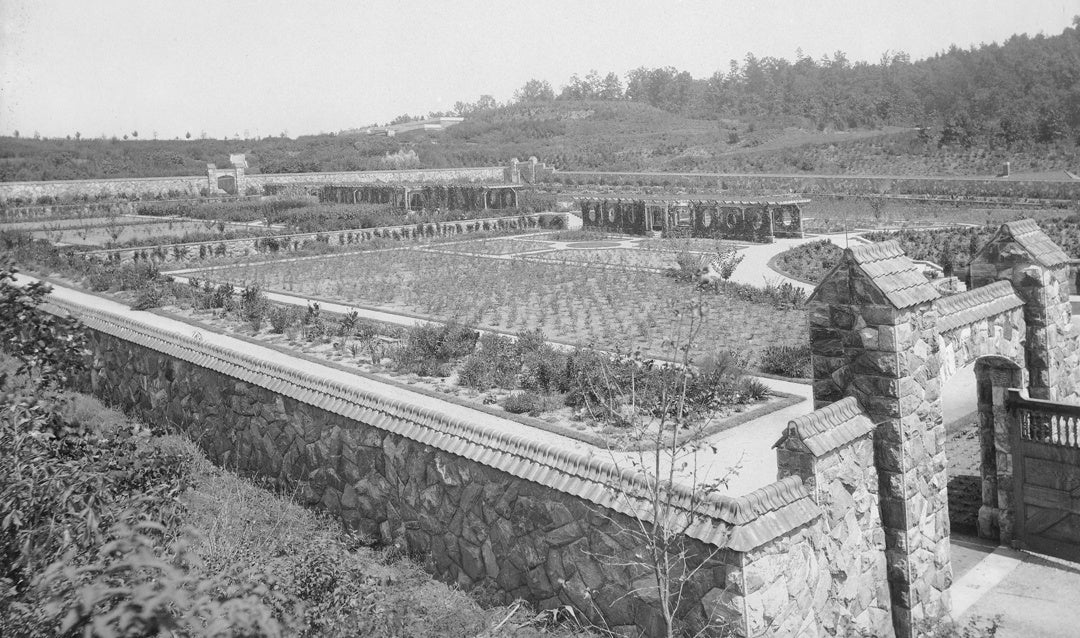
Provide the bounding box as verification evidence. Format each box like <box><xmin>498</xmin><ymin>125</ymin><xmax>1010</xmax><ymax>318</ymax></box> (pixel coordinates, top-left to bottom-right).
<box><xmin>83</xmin><ymin>213</ymin><xmax>558</xmax><ymax>265</ymax></box>
<box><xmin>51</xmin><ymin>297</ymin><xmax>871</xmax><ymax>637</ymax></box>
<box><xmin>774</xmin><ymin>397</ymin><xmax>894</xmax><ymax>637</ymax></box>
<box><xmin>243</xmin><ymin>167</ymin><xmax>507</xmax><ymax>192</ymax></box>
<box><xmin>0</xmin><ymin>176</ymin><xmax>208</xmax><ymax>203</ymax></box>
<box><xmin>0</xmin><ymin>166</ymin><xmax>508</xmax><ymax>204</ymax></box>
<box><xmin>547</xmin><ymin>170</ymin><xmax>1080</xmax><ymax>201</ymax></box>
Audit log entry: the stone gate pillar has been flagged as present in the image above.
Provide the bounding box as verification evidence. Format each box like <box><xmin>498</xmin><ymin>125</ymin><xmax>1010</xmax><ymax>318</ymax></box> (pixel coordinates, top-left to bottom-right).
<box><xmin>973</xmin><ymin>358</ymin><xmax>1024</xmax><ymax>544</ymax></box>
<box><xmin>969</xmin><ymin>219</ymin><xmax>1080</xmax><ymax>401</ymax></box>
<box><xmin>808</xmin><ymin>241</ymin><xmax>950</xmax><ymax>638</ymax></box>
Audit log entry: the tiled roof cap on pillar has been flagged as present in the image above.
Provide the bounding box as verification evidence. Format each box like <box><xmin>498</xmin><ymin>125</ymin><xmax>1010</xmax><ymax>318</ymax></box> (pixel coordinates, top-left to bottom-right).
<box><xmin>808</xmin><ymin>239</ymin><xmax>941</xmax><ymax>309</ymax></box>
<box><xmin>775</xmin><ymin>396</ymin><xmax>876</xmax><ymax>456</ymax></box>
<box><xmin>994</xmin><ymin>219</ymin><xmax>1071</xmax><ymax>268</ymax></box>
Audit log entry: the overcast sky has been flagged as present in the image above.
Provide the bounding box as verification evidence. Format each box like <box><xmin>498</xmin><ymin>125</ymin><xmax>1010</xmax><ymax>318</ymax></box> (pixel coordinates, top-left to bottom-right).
<box><xmin>1</xmin><ymin>0</ymin><xmax>1078</xmax><ymax>140</ymax></box>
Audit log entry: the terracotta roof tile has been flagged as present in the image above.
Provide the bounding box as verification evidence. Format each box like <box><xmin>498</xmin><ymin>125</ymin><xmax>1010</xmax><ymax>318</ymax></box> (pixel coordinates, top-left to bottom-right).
<box><xmin>934</xmin><ymin>280</ymin><xmax>1024</xmax><ymax>333</ymax></box>
<box><xmin>809</xmin><ymin>239</ymin><xmax>940</xmax><ymax>309</ymax></box>
<box><xmin>776</xmin><ymin>396</ymin><xmax>875</xmax><ymax>457</ymax></box>
<box><xmin>999</xmin><ymin>219</ymin><xmax>1071</xmax><ymax>267</ymax></box>
<box><xmin>846</xmin><ymin>240</ymin><xmax>940</xmax><ymax>309</ymax></box>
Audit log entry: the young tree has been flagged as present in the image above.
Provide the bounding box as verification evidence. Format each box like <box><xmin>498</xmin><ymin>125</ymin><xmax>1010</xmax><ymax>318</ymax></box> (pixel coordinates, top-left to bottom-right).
<box><xmin>576</xmin><ymin>297</ymin><xmax>750</xmax><ymax>636</ymax></box>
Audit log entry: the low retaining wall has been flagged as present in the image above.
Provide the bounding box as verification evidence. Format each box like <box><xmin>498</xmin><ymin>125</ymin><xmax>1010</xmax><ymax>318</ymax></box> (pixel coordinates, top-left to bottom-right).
<box><xmin>44</xmin><ymin>293</ymin><xmax>895</xmax><ymax>636</ymax></box>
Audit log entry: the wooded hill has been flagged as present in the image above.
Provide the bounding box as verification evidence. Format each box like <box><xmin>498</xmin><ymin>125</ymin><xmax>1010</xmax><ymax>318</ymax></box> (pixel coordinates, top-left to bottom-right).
<box><xmin>2</xmin><ymin>17</ymin><xmax>1078</xmax><ymax>182</ymax></box>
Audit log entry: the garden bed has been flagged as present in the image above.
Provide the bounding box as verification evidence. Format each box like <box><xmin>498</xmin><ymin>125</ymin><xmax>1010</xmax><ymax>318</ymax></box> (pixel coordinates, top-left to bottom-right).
<box><xmin>529</xmin><ymin>247</ymin><xmax>689</xmax><ymax>270</ymax></box>
<box><xmin>427</xmin><ymin>238</ymin><xmax>555</xmax><ymax>255</ymax></box>
<box><xmin>187</xmin><ymin>248</ymin><xmax>808</xmax><ymax>364</ymax></box>
<box><xmin>140</xmin><ymin>301</ymin><xmax>796</xmax><ymax>452</ymax></box>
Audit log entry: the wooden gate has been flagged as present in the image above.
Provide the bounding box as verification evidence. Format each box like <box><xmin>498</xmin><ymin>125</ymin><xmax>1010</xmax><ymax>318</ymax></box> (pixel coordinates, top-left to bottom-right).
<box><xmin>1008</xmin><ymin>390</ymin><xmax>1080</xmax><ymax>562</ymax></box>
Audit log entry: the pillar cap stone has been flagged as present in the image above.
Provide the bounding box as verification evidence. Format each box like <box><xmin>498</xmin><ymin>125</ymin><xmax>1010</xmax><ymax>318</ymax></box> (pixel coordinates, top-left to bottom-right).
<box><xmin>971</xmin><ymin>218</ymin><xmax>1070</xmax><ymax>268</ymax></box>
<box><xmin>808</xmin><ymin>240</ymin><xmax>940</xmax><ymax>309</ymax></box>
<box><xmin>776</xmin><ymin>396</ymin><xmax>875</xmax><ymax>456</ymax></box>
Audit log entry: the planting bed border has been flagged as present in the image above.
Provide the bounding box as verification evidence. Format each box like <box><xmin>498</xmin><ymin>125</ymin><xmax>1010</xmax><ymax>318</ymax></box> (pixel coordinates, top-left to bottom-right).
<box><xmin>146</xmin><ymin>299</ymin><xmax>805</xmax><ymax>451</ymax></box>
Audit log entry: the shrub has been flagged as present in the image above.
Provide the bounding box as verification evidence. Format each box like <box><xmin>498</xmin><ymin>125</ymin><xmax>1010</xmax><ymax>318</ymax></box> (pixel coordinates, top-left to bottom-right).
<box><xmin>502</xmin><ymin>391</ymin><xmax>562</xmax><ymax>417</ymax></box>
<box><xmin>130</xmin><ymin>281</ymin><xmax>168</xmax><ymax>310</ymax></box>
<box><xmin>457</xmin><ymin>333</ymin><xmax>520</xmax><ymax>390</ymax></box>
<box><xmin>267</xmin><ymin>305</ymin><xmax>294</xmax><ymax>333</ymax></box>
<box><xmin>738</xmin><ymin>377</ymin><xmax>771</xmax><ymax>401</ymax></box>
<box><xmin>517</xmin><ymin>330</ymin><xmax>570</xmax><ymax>394</ymax></box>
<box><xmin>393</xmin><ymin>321</ymin><xmax>479</xmax><ymax>377</ymax></box>
<box><xmin>210</xmin><ymin>282</ymin><xmax>235</xmax><ymax>309</ymax></box>
<box><xmin>758</xmin><ymin>344</ymin><xmax>812</xmax><ymax>378</ymax></box>
<box><xmin>0</xmin><ymin>267</ymin><xmax>86</xmax><ymax>388</ymax></box>
<box><xmin>240</xmin><ymin>284</ymin><xmax>270</xmax><ymax>331</ymax></box>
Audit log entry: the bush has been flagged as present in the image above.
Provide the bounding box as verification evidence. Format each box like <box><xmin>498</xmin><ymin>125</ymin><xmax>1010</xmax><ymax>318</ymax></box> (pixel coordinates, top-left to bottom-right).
<box><xmin>240</xmin><ymin>284</ymin><xmax>270</xmax><ymax>331</ymax></box>
<box><xmin>130</xmin><ymin>280</ymin><xmax>168</xmax><ymax>310</ymax></box>
<box><xmin>758</xmin><ymin>344</ymin><xmax>812</xmax><ymax>378</ymax></box>
<box><xmin>738</xmin><ymin>377</ymin><xmax>771</xmax><ymax>401</ymax></box>
<box><xmin>392</xmin><ymin>322</ymin><xmax>479</xmax><ymax>377</ymax></box>
<box><xmin>268</xmin><ymin>304</ymin><xmax>295</xmax><ymax>334</ymax></box>
<box><xmin>502</xmin><ymin>391</ymin><xmax>562</xmax><ymax>417</ymax></box>
<box><xmin>457</xmin><ymin>333</ymin><xmax>520</xmax><ymax>390</ymax></box>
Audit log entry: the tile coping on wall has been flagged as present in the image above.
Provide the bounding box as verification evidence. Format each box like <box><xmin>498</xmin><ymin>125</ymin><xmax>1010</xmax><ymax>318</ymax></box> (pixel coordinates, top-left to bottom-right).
<box><xmin>43</xmin><ymin>294</ymin><xmax>822</xmax><ymax>552</ymax></box>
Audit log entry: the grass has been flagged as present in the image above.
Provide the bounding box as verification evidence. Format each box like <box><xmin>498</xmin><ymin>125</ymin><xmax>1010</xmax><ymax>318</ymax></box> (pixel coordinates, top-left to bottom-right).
<box><xmin>194</xmin><ymin>247</ymin><xmax>807</xmax><ymax>363</ymax></box>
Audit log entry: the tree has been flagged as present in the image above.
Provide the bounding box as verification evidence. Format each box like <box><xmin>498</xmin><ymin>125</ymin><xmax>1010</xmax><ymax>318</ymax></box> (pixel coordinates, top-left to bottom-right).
<box><xmin>939</xmin><ymin>110</ymin><xmax>978</xmax><ymax>148</ymax></box>
<box><xmin>575</xmin><ymin>298</ymin><xmax>750</xmax><ymax>636</ymax></box>
<box><xmin>74</xmin><ymin>132</ymin><xmax>81</xmax><ymax>141</ymax></box>
<box><xmin>131</xmin><ymin>131</ymin><xmax>138</xmax><ymax>139</ymax></box>
<box><xmin>598</xmin><ymin>72</ymin><xmax>624</xmax><ymax>100</ymax></box>
<box><xmin>185</xmin><ymin>132</ymin><xmax>191</xmax><ymax>140</ymax></box>
<box><xmin>514</xmin><ymin>79</ymin><xmax>555</xmax><ymax>103</ymax></box>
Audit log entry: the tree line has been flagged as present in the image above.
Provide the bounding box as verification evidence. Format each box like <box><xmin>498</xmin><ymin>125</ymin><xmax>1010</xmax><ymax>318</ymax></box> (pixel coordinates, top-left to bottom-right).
<box><xmin>485</xmin><ymin>17</ymin><xmax>1080</xmax><ymax>147</ymax></box>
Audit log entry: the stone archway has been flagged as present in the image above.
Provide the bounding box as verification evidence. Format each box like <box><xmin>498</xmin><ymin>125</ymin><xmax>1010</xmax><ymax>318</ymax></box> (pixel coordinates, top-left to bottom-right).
<box><xmin>808</xmin><ymin>239</ymin><xmax>1031</xmax><ymax>637</ymax></box>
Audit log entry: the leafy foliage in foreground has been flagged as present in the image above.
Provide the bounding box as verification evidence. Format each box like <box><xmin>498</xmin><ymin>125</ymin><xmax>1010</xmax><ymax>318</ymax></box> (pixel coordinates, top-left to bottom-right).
<box><xmin>0</xmin><ymin>265</ymin><xmax>595</xmax><ymax>637</ymax></box>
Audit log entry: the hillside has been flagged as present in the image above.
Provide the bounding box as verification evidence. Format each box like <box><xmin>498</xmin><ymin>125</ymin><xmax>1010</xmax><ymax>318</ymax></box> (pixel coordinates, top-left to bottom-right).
<box><xmin>2</xmin><ymin>17</ymin><xmax>1079</xmax><ymax>182</ymax></box>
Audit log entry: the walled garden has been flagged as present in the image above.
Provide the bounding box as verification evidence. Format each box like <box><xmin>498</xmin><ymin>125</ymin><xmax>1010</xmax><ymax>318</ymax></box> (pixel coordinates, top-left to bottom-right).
<box><xmin>191</xmin><ymin>246</ymin><xmax>807</xmax><ymax>365</ymax></box>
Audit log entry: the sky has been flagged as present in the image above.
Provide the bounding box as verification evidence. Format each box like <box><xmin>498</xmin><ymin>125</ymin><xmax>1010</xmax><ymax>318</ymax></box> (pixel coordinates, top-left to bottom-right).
<box><xmin>1</xmin><ymin>0</ymin><xmax>1078</xmax><ymax>140</ymax></box>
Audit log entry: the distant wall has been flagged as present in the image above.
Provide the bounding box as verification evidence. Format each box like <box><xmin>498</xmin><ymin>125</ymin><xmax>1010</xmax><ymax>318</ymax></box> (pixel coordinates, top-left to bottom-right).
<box><xmin>83</xmin><ymin>214</ymin><xmax>562</xmax><ymax>265</ymax></box>
<box><xmin>0</xmin><ymin>166</ymin><xmax>509</xmax><ymax>203</ymax></box>
<box><xmin>0</xmin><ymin>176</ymin><xmax>208</xmax><ymax>203</ymax></box>
<box><xmin>547</xmin><ymin>171</ymin><xmax>1080</xmax><ymax>201</ymax></box>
